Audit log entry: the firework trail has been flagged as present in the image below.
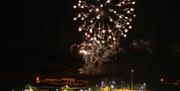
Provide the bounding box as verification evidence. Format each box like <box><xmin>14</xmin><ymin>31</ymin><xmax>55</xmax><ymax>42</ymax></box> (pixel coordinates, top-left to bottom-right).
<box><xmin>73</xmin><ymin>0</ymin><xmax>136</xmax><ymax>74</ymax></box>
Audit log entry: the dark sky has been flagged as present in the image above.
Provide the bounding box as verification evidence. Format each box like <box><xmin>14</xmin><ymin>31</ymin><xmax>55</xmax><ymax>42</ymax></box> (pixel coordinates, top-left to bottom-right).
<box><xmin>0</xmin><ymin>0</ymin><xmax>180</xmax><ymax>85</ymax></box>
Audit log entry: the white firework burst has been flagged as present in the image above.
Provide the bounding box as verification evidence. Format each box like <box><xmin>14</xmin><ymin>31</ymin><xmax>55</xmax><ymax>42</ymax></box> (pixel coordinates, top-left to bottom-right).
<box><xmin>73</xmin><ymin>0</ymin><xmax>136</xmax><ymax>74</ymax></box>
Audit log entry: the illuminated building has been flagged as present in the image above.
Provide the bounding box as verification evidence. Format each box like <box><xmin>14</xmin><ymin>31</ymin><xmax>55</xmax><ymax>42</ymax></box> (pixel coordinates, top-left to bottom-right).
<box><xmin>36</xmin><ymin>75</ymin><xmax>88</xmax><ymax>87</ymax></box>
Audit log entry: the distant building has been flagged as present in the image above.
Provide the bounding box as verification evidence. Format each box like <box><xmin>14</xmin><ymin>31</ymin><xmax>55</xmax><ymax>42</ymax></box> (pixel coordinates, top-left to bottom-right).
<box><xmin>40</xmin><ymin>77</ymin><xmax>88</xmax><ymax>87</ymax></box>
<box><xmin>34</xmin><ymin>73</ymin><xmax>89</xmax><ymax>88</ymax></box>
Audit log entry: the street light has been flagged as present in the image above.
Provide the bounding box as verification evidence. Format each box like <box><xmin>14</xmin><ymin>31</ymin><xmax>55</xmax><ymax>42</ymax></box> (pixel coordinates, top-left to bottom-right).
<box><xmin>130</xmin><ymin>69</ymin><xmax>134</xmax><ymax>90</ymax></box>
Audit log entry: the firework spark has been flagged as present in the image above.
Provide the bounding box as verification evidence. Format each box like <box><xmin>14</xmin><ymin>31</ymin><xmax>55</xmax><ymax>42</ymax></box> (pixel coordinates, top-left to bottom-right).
<box><xmin>73</xmin><ymin>0</ymin><xmax>136</xmax><ymax>74</ymax></box>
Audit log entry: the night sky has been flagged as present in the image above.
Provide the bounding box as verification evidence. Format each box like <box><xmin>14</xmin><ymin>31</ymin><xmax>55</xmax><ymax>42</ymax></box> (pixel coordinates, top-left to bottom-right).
<box><xmin>0</xmin><ymin>0</ymin><xmax>180</xmax><ymax>86</ymax></box>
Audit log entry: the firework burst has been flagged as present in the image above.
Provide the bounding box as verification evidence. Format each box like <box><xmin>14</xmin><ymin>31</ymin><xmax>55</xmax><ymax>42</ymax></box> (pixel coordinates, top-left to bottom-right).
<box><xmin>73</xmin><ymin>0</ymin><xmax>136</xmax><ymax>74</ymax></box>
